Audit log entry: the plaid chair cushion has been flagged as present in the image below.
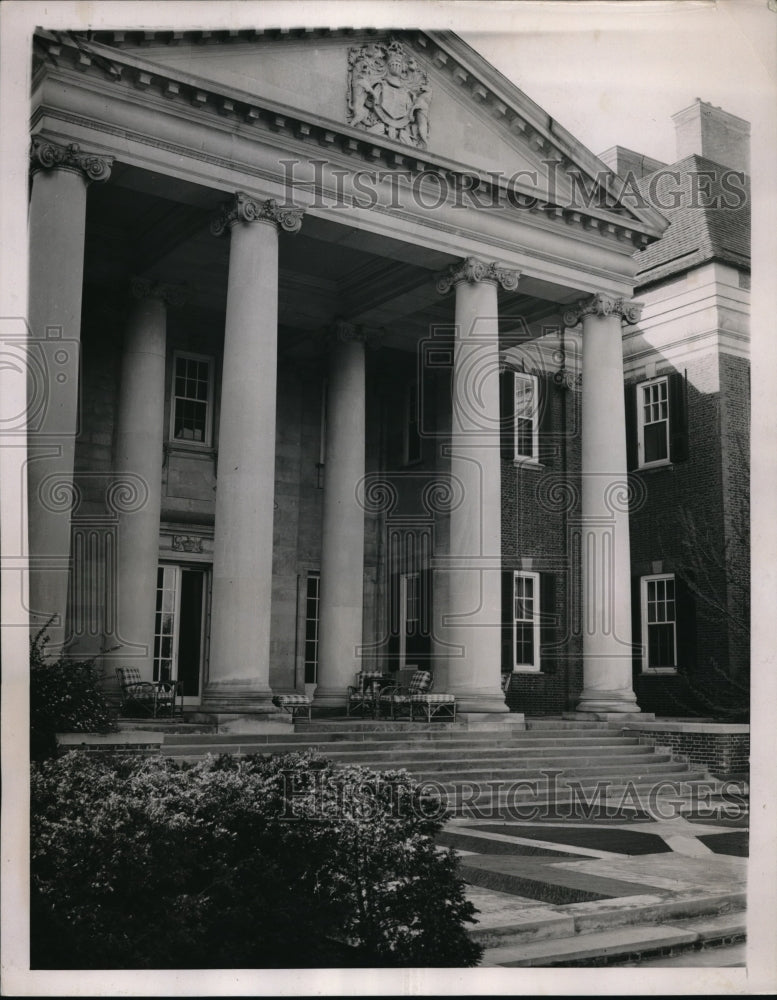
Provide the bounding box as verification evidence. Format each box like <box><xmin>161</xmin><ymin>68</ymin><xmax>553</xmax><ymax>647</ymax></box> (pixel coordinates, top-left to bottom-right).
<box><xmin>410</xmin><ymin>693</ymin><xmax>455</xmax><ymax>703</ymax></box>
<box><xmin>273</xmin><ymin>694</ymin><xmax>312</xmax><ymax>706</ymax></box>
<box><xmin>353</xmin><ymin>671</ymin><xmax>384</xmax><ymax>694</ymax></box>
<box><xmin>408</xmin><ymin>670</ymin><xmax>432</xmax><ymax>694</ymax></box>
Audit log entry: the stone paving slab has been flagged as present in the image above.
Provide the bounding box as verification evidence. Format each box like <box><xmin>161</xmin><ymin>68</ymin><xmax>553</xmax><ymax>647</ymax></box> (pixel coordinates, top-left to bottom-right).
<box><xmin>553</xmin><ymin>852</ymin><xmax>746</xmax><ymax>893</ymax></box>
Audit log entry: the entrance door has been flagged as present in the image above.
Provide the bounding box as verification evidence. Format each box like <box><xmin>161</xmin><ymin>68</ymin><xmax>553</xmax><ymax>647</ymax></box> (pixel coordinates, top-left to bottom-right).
<box><xmin>399</xmin><ymin>571</ymin><xmax>429</xmax><ymax>669</ymax></box>
<box><xmin>154</xmin><ymin>564</ymin><xmax>209</xmax><ymax>701</ymax></box>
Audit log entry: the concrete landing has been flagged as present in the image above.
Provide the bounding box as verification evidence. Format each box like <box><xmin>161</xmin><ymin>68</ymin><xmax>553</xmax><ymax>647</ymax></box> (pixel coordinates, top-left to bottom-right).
<box><xmin>447</xmin><ymin>811</ymin><xmax>747</xmax><ymax>967</ymax></box>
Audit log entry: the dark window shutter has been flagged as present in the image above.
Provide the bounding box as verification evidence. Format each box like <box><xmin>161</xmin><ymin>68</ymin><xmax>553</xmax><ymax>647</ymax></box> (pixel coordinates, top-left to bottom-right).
<box><xmin>500</xmin><ymin>368</ymin><xmax>515</xmax><ymax>460</ymax></box>
<box><xmin>421</xmin><ymin>367</ymin><xmax>436</xmax><ymax>442</ymax></box>
<box><xmin>501</xmin><ymin>569</ymin><xmax>513</xmax><ymax>673</ymax></box>
<box><xmin>625</xmin><ymin>383</ymin><xmax>638</xmax><ymax>471</ymax></box>
<box><xmin>537</xmin><ymin>375</ymin><xmax>555</xmax><ymax>468</ymax></box>
<box><xmin>631</xmin><ymin>575</ymin><xmax>643</xmax><ymax>672</ymax></box>
<box><xmin>668</xmin><ymin>370</ymin><xmax>689</xmax><ymax>463</ymax></box>
<box><xmin>540</xmin><ymin>572</ymin><xmax>557</xmax><ymax>674</ymax></box>
<box><xmin>675</xmin><ymin>575</ymin><xmax>697</xmax><ymax>673</ymax></box>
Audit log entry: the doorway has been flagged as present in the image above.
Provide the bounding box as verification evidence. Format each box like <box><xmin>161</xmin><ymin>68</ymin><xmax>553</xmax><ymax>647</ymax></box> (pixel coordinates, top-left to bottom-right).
<box><xmin>153</xmin><ymin>564</ymin><xmax>210</xmax><ymax>701</ymax></box>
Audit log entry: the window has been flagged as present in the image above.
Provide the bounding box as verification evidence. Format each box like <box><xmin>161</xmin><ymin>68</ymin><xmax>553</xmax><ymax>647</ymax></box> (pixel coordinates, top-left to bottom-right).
<box><xmin>500</xmin><ymin>370</ymin><xmax>541</xmax><ymax>463</ymax></box>
<box><xmin>513</xmin><ymin>373</ymin><xmax>538</xmax><ymax>461</ymax></box>
<box><xmin>303</xmin><ymin>572</ymin><xmax>320</xmax><ymax>684</ymax></box>
<box><xmin>512</xmin><ymin>571</ymin><xmax>540</xmax><ymax>671</ymax></box>
<box><xmin>638</xmin><ymin>377</ymin><xmax>669</xmax><ymax>466</ymax></box>
<box><xmin>627</xmin><ymin>372</ymin><xmax>688</xmax><ymax>470</ymax></box>
<box><xmin>641</xmin><ymin>574</ymin><xmax>677</xmax><ymax>672</ymax></box>
<box><xmin>403</xmin><ymin>379</ymin><xmax>422</xmax><ymax>465</ymax></box>
<box><xmin>170</xmin><ymin>352</ymin><xmax>214</xmax><ymax>446</ymax></box>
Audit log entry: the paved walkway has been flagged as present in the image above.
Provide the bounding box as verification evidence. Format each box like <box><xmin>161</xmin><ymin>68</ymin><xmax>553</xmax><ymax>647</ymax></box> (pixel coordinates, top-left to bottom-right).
<box><xmin>443</xmin><ymin>809</ymin><xmax>747</xmax><ymax>967</ymax></box>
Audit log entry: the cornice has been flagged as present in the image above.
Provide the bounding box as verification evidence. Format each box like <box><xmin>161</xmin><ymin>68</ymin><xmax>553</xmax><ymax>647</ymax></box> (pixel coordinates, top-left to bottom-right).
<box><xmin>33</xmin><ymin>29</ymin><xmax>664</xmax><ymax>249</ymax></box>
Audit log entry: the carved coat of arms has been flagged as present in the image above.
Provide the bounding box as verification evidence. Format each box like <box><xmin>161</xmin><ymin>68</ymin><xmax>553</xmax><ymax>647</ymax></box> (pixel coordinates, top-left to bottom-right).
<box><xmin>347</xmin><ymin>40</ymin><xmax>431</xmax><ymax>149</ymax></box>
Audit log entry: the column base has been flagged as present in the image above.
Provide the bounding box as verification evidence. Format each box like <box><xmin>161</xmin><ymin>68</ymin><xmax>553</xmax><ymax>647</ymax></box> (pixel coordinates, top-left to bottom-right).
<box><xmin>201</xmin><ymin>679</ymin><xmax>278</xmax><ymax>714</ymax></box>
<box><xmin>564</xmin><ymin>711</ymin><xmax>655</xmax><ymax>723</ymax></box>
<box><xmin>575</xmin><ymin>688</ymin><xmax>641</xmax><ymax>714</ymax></box>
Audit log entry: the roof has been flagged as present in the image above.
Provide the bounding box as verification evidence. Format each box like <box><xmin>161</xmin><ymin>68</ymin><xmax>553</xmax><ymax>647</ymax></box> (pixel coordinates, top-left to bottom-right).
<box><xmin>634</xmin><ymin>154</ymin><xmax>750</xmax><ymax>286</ymax></box>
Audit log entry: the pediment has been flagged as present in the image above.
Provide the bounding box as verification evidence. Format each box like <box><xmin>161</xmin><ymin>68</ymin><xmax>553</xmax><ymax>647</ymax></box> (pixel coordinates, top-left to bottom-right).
<box><xmin>39</xmin><ymin>28</ymin><xmax>666</xmax><ymax>235</ymax></box>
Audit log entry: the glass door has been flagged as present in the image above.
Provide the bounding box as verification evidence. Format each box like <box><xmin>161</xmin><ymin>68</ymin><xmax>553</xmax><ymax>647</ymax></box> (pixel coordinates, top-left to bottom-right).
<box><xmin>153</xmin><ymin>564</ymin><xmax>209</xmax><ymax>701</ymax></box>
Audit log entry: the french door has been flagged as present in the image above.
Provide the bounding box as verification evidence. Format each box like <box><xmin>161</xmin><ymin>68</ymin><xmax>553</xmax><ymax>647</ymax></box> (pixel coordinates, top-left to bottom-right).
<box><xmin>153</xmin><ymin>564</ymin><xmax>210</xmax><ymax>701</ymax></box>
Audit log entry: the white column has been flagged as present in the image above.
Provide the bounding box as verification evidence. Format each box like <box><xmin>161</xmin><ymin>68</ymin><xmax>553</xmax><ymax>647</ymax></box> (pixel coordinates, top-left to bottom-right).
<box><xmin>204</xmin><ymin>193</ymin><xmax>303</xmax><ymax>712</ymax></box>
<box><xmin>563</xmin><ymin>293</ymin><xmax>642</xmax><ymax>713</ymax></box>
<box><xmin>113</xmin><ymin>279</ymin><xmax>182</xmax><ymax>676</ymax></box>
<box><xmin>436</xmin><ymin>258</ymin><xmax>519</xmax><ymax>714</ymax></box>
<box><xmin>313</xmin><ymin>322</ymin><xmax>367</xmax><ymax>708</ymax></box>
<box><xmin>26</xmin><ymin>138</ymin><xmax>112</xmax><ymax>649</ymax></box>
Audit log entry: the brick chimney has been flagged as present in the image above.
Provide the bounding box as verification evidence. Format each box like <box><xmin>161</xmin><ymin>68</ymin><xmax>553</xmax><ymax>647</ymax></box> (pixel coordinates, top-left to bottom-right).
<box><xmin>672</xmin><ymin>99</ymin><xmax>750</xmax><ymax>174</ymax></box>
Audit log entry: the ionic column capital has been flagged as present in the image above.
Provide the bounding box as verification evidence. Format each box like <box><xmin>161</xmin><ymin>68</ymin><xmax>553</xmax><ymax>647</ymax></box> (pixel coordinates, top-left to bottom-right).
<box><xmin>130</xmin><ymin>277</ymin><xmax>189</xmax><ymax>308</ymax></box>
<box><xmin>210</xmin><ymin>191</ymin><xmax>304</xmax><ymax>237</ymax></box>
<box><xmin>436</xmin><ymin>256</ymin><xmax>520</xmax><ymax>295</ymax></box>
<box><xmin>30</xmin><ymin>137</ymin><xmax>113</xmax><ymax>183</ymax></box>
<box><xmin>563</xmin><ymin>292</ymin><xmax>643</xmax><ymax>328</ymax></box>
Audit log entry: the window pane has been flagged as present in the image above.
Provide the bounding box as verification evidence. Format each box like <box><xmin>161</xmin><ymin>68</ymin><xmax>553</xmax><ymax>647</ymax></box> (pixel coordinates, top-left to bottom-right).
<box><xmin>644</xmin><ymin>422</ymin><xmax>668</xmax><ymax>463</ymax></box>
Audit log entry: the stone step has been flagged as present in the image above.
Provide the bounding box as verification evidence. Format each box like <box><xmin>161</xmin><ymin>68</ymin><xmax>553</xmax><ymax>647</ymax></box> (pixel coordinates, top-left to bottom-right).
<box><xmin>288</xmin><ymin>744</ymin><xmax>660</xmax><ymax>763</ymax></box>
<box><xmin>479</xmin><ymin>908</ymin><xmax>747</xmax><ymax>967</ymax></box>
<box><xmin>376</xmin><ymin>757</ymin><xmax>683</xmax><ymax>780</ymax></box>
<box><xmin>158</xmin><ymin>734</ymin><xmax>646</xmax><ymax>754</ymax></box>
<box><xmin>467</xmin><ymin>892</ymin><xmax>747</xmax><ymax>947</ymax></box>
<box><xmin>480</xmin><ymin>924</ymin><xmax>700</xmax><ymax>967</ymax></box>
<box><xmin>440</xmin><ymin>770</ymin><xmax>712</xmax><ymax>796</ymax></box>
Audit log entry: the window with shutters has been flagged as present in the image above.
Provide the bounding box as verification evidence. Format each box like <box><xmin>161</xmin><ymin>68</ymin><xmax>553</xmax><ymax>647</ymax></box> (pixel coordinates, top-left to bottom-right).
<box><xmin>512</xmin><ymin>571</ymin><xmax>540</xmax><ymax>671</ymax></box>
<box><xmin>638</xmin><ymin>376</ymin><xmax>669</xmax><ymax>466</ymax></box>
<box><xmin>627</xmin><ymin>371</ymin><xmax>688</xmax><ymax>470</ymax></box>
<box><xmin>641</xmin><ymin>574</ymin><xmax>677</xmax><ymax>672</ymax></box>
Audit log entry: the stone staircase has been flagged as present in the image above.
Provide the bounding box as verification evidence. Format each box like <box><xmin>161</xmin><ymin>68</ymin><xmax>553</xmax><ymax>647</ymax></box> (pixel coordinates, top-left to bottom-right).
<box><xmin>75</xmin><ymin>716</ymin><xmax>743</xmax><ymax>819</ymax></box>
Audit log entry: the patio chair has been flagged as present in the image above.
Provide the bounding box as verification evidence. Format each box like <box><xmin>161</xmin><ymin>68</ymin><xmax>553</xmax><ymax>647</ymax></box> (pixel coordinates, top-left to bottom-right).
<box><xmin>272</xmin><ymin>693</ymin><xmax>313</xmax><ymax>721</ymax></box>
<box><xmin>346</xmin><ymin>670</ymin><xmax>386</xmax><ymax>717</ymax></box>
<box><xmin>378</xmin><ymin>669</ymin><xmax>433</xmax><ymax>720</ymax></box>
<box><xmin>116</xmin><ymin>666</ymin><xmax>179</xmax><ymax>719</ymax></box>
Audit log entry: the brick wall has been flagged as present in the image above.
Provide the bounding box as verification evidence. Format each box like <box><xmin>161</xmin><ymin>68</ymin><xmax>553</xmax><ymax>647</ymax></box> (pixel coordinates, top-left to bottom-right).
<box><xmin>623</xmin><ymin>724</ymin><xmax>749</xmax><ymax>777</ymax></box>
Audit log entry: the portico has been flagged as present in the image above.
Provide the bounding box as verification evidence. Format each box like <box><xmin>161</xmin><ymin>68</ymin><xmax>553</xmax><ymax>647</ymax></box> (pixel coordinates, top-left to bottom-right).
<box><xmin>26</xmin><ymin>27</ymin><xmax>667</xmax><ymax>717</ymax></box>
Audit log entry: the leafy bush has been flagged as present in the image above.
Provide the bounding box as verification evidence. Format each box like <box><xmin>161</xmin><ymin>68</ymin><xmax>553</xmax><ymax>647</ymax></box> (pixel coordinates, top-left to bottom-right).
<box><xmin>30</xmin><ymin>626</ymin><xmax>115</xmax><ymax>759</ymax></box>
<box><xmin>31</xmin><ymin>749</ymin><xmax>482</xmax><ymax>969</ymax></box>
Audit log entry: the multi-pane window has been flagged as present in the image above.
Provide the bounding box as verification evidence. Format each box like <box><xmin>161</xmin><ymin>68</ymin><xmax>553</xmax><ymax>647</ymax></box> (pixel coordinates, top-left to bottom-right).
<box><xmin>403</xmin><ymin>380</ymin><xmax>422</xmax><ymax>465</ymax></box>
<box><xmin>153</xmin><ymin>566</ymin><xmax>178</xmax><ymax>683</ymax></box>
<box><xmin>404</xmin><ymin>572</ymin><xmax>420</xmax><ymax>634</ymax></box>
<box><xmin>513</xmin><ymin>571</ymin><xmax>540</xmax><ymax>671</ymax></box>
<box><xmin>642</xmin><ymin>574</ymin><xmax>677</xmax><ymax>671</ymax></box>
<box><xmin>638</xmin><ymin>377</ymin><xmax>669</xmax><ymax>466</ymax></box>
<box><xmin>303</xmin><ymin>572</ymin><xmax>320</xmax><ymax>684</ymax></box>
<box><xmin>514</xmin><ymin>373</ymin><xmax>538</xmax><ymax>461</ymax></box>
<box><xmin>171</xmin><ymin>353</ymin><xmax>213</xmax><ymax>445</ymax></box>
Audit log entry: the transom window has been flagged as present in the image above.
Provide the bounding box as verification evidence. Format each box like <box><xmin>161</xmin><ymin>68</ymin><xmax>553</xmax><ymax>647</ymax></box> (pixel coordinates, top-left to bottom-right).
<box><xmin>171</xmin><ymin>352</ymin><xmax>213</xmax><ymax>446</ymax></box>
<box><xmin>513</xmin><ymin>373</ymin><xmax>539</xmax><ymax>462</ymax></box>
<box><xmin>513</xmin><ymin>571</ymin><xmax>540</xmax><ymax>671</ymax></box>
<box><xmin>641</xmin><ymin>574</ymin><xmax>677</xmax><ymax>671</ymax></box>
<box><xmin>638</xmin><ymin>377</ymin><xmax>669</xmax><ymax>466</ymax></box>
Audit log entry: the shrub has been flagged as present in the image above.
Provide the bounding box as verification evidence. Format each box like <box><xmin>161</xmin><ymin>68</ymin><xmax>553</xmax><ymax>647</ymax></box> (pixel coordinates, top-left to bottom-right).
<box><xmin>30</xmin><ymin>626</ymin><xmax>116</xmax><ymax>759</ymax></box>
<box><xmin>31</xmin><ymin>749</ymin><xmax>482</xmax><ymax>969</ymax></box>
